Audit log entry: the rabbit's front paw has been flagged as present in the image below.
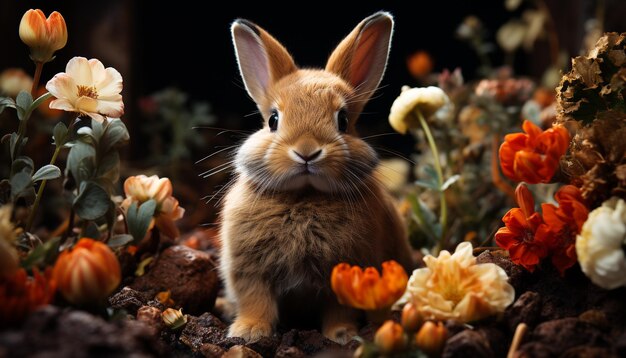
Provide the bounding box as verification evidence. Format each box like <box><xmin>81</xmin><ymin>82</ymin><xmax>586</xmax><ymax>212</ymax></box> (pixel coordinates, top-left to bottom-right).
<box><xmin>323</xmin><ymin>323</ymin><xmax>358</xmax><ymax>345</ymax></box>
<box><xmin>228</xmin><ymin>318</ymin><xmax>272</xmax><ymax>342</ymax></box>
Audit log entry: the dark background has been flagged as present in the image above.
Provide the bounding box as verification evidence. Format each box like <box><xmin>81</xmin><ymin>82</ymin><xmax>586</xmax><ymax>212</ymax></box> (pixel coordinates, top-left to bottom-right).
<box><xmin>4</xmin><ymin>0</ymin><xmax>624</xmax><ymax>152</ymax></box>
<box><xmin>2</xmin><ymin>0</ymin><xmax>625</xmax><ymax>229</ymax></box>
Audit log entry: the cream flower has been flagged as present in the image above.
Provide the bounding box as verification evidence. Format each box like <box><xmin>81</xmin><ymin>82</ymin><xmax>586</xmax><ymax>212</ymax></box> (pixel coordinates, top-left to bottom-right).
<box><xmin>406</xmin><ymin>242</ymin><xmax>515</xmax><ymax>323</ymax></box>
<box><xmin>0</xmin><ymin>68</ymin><xmax>33</xmax><ymax>98</ymax></box>
<box><xmin>121</xmin><ymin>175</ymin><xmax>185</xmax><ymax>239</ymax></box>
<box><xmin>45</xmin><ymin>57</ymin><xmax>124</xmax><ymax>121</ymax></box>
<box><xmin>576</xmin><ymin>198</ymin><xmax>626</xmax><ymax>290</ymax></box>
<box><xmin>388</xmin><ymin>86</ymin><xmax>449</xmax><ymax>134</ymax></box>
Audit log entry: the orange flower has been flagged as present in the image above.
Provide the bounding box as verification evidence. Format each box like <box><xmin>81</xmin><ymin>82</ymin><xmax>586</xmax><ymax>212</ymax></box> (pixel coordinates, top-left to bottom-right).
<box><xmin>541</xmin><ymin>185</ymin><xmax>589</xmax><ymax>275</ymax></box>
<box><xmin>19</xmin><ymin>9</ymin><xmax>67</xmax><ymax>63</ymax></box>
<box><xmin>121</xmin><ymin>175</ymin><xmax>185</xmax><ymax>239</ymax></box>
<box><xmin>0</xmin><ymin>268</ymin><xmax>56</xmax><ymax>326</ymax></box>
<box><xmin>407</xmin><ymin>51</ymin><xmax>434</xmax><ymax>79</ymax></box>
<box><xmin>414</xmin><ymin>321</ymin><xmax>448</xmax><ymax>357</ymax></box>
<box><xmin>331</xmin><ymin>260</ymin><xmax>408</xmax><ymax>310</ymax></box>
<box><xmin>374</xmin><ymin>320</ymin><xmax>407</xmax><ymax>354</ymax></box>
<box><xmin>52</xmin><ymin>238</ymin><xmax>121</xmax><ymax>305</ymax></box>
<box><xmin>495</xmin><ymin>184</ymin><xmax>550</xmax><ymax>271</ymax></box>
<box><xmin>499</xmin><ymin>120</ymin><xmax>570</xmax><ymax>184</ymax></box>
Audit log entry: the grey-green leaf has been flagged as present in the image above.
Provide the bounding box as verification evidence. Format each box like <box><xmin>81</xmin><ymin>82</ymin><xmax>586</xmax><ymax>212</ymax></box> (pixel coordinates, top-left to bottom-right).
<box><xmin>53</xmin><ymin>121</ymin><xmax>68</xmax><ymax>146</ymax></box>
<box><xmin>0</xmin><ymin>97</ymin><xmax>16</xmax><ymax>115</ymax></box>
<box><xmin>414</xmin><ymin>179</ymin><xmax>440</xmax><ymax>191</ymax></box>
<box><xmin>10</xmin><ymin>171</ymin><xmax>33</xmax><ymax>200</ymax></box>
<box><xmin>11</xmin><ymin>156</ymin><xmax>34</xmax><ymax>176</ymax></box>
<box><xmin>127</xmin><ymin>199</ymin><xmax>157</xmax><ymax>243</ymax></box>
<box><xmin>16</xmin><ymin>91</ymin><xmax>33</xmax><ymax>113</ymax></box>
<box><xmin>29</xmin><ymin>92</ymin><xmax>52</xmax><ymax>113</ymax></box>
<box><xmin>108</xmin><ymin>234</ymin><xmax>134</xmax><ymax>248</ymax></box>
<box><xmin>73</xmin><ymin>181</ymin><xmax>110</xmax><ymax>220</ymax></box>
<box><xmin>32</xmin><ymin>164</ymin><xmax>61</xmax><ymax>182</ymax></box>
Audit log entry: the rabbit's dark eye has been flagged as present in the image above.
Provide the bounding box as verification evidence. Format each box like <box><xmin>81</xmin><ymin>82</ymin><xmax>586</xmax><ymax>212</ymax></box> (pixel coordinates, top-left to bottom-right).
<box><xmin>337</xmin><ymin>109</ymin><xmax>349</xmax><ymax>133</ymax></box>
<box><xmin>268</xmin><ymin>109</ymin><xmax>279</xmax><ymax>132</ymax></box>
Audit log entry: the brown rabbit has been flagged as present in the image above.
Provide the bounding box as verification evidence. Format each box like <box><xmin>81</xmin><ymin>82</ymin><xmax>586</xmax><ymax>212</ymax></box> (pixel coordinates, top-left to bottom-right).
<box><xmin>220</xmin><ymin>12</ymin><xmax>414</xmax><ymax>344</ymax></box>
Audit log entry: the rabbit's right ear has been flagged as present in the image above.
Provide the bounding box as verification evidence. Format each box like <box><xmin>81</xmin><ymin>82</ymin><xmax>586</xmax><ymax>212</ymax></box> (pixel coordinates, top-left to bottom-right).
<box><xmin>231</xmin><ymin>20</ymin><xmax>297</xmax><ymax>105</ymax></box>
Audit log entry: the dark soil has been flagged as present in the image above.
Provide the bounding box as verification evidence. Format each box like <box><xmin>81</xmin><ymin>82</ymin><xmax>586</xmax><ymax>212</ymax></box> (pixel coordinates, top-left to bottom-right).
<box><xmin>1</xmin><ymin>247</ymin><xmax>625</xmax><ymax>357</ymax></box>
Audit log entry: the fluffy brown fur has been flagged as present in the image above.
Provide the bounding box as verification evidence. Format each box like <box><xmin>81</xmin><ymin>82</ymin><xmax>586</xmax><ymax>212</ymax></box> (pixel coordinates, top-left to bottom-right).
<box><xmin>220</xmin><ymin>12</ymin><xmax>414</xmax><ymax>344</ymax></box>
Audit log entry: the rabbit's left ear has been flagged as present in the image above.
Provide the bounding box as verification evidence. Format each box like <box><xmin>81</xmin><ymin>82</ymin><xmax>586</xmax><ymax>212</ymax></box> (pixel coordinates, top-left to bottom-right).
<box><xmin>231</xmin><ymin>19</ymin><xmax>297</xmax><ymax>105</ymax></box>
<box><xmin>326</xmin><ymin>12</ymin><xmax>393</xmax><ymax>112</ymax></box>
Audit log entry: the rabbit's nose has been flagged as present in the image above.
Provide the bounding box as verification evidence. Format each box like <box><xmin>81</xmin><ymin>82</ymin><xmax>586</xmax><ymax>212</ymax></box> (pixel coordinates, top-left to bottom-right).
<box><xmin>293</xmin><ymin>149</ymin><xmax>322</xmax><ymax>162</ymax></box>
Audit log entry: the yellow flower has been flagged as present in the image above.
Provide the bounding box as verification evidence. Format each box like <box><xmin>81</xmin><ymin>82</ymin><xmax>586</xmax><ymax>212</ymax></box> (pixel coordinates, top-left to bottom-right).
<box><xmin>374</xmin><ymin>320</ymin><xmax>407</xmax><ymax>354</ymax></box>
<box><xmin>121</xmin><ymin>175</ymin><xmax>185</xmax><ymax>239</ymax></box>
<box><xmin>0</xmin><ymin>68</ymin><xmax>33</xmax><ymax>98</ymax></box>
<box><xmin>19</xmin><ymin>9</ymin><xmax>67</xmax><ymax>63</ymax></box>
<box><xmin>45</xmin><ymin>57</ymin><xmax>124</xmax><ymax>121</ymax></box>
<box><xmin>388</xmin><ymin>86</ymin><xmax>449</xmax><ymax>134</ymax></box>
<box><xmin>414</xmin><ymin>321</ymin><xmax>447</xmax><ymax>357</ymax></box>
<box><xmin>0</xmin><ymin>205</ymin><xmax>19</xmax><ymax>276</ymax></box>
<box><xmin>406</xmin><ymin>242</ymin><xmax>514</xmax><ymax>323</ymax></box>
<box><xmin>331</xmin><ymin>260</ymin><xmax>408</xmax><ymax>311</ymax></box>
<box><xmin>576</xmin><ymin>197</ymin><xmax>626</xmax><ymax>290</ymax></box>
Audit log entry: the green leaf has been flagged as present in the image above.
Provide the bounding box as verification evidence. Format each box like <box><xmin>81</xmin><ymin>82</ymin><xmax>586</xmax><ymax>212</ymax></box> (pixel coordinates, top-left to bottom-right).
<box><xmin>0</xmin><ymin>96</ymin><xmax>16</xmax><ymax>115</ymax></box>
<box><xmin>407</xmin><ymin>193</ymin><xmax>440</xmax><ymax>243</ymax></box>
<box><xmin>32</xmin><ymin>164</ymin><xmax>61</xmax><ymax>182</ymax></box>
<box><xmin>73</xmin><ymin>181</ymin><xmax>110</xmax><ymax>220</ymax></box>
<box><xmin>127</xmin><ymin>199</ymin><xmax>157</xmax><ymax>243</ymax></box>
<box><xmin>15</xmin><ymin>91</ymin><xmax>33</xmax><ymax>121</ymax></box>
<box><xmin>108</xmin><ymin>234</ymin><xmax>134</xmax><ymax>248</ymax></box>
<box><xmin>441</xmin><ymin>174</ymin><xmax>461</xmax><ymax>191</ymax></box>
<box><xmin>53</xmin><ymin>121</ymin><xmax>68</xmax><ymax>147</ymax></box>
<box><xmin>21</xmin><ymin>236</ymin><xmax>61</xmax><ymax>269</ymax></box>
<box><xmin>11</xmin><ymin>156</ymin><xmax>34</xmax><ymax>176</ymax></box>
<box><xmin>9</xmin><ymin>133</ymin><xmax>26</xmax><ymax>160</ymax></box>
<box><xmin>91</xmin><ymin>119</ymin><xmax>104</xmax><ymax>141</ymax></box>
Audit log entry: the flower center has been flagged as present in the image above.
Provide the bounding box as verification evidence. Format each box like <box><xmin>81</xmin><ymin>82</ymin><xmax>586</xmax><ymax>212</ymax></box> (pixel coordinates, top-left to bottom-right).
<box><xmin>77</xmin><ymin>85</ymin><xmax>98</xmax><ymax>99</ymax></box>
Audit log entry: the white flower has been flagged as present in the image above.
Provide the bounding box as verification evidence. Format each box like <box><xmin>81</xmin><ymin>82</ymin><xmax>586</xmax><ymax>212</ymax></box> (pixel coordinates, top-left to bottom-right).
<box><xmin>388</xmin><ymin>86</ymin><xmax>450</xmax><ymax>134</ymax></box>
<box><xmin>576</xmin><ymin>197</ymin><xmax>626</xmax><ymax>290</ymax></box>
<box><xmin>406</xmin><ymin>242</ymin><xmax>515</xmax><ymax>323</ymax></box>
<box><xmin>45</xmin><ymin>57</ymin><xmax>123</xmax><ymax>122</ymax></box>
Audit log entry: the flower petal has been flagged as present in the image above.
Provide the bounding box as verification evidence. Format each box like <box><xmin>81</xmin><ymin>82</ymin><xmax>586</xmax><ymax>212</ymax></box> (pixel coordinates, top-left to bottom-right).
<box><xmin>66</xmin><ymin>57</ymin><xmax>93</xmax><ymax>87</ymax></box>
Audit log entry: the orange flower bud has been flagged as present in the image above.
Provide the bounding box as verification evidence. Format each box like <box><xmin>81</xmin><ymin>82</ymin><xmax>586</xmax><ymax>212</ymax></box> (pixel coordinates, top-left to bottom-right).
<box><xmin>19</xmin><ymin>9</ymin><xmax>67</xmax><ymax>63</ymax></box>
<box><xmin>407</xmin><ymin>51</ymin><xmax>434</xmax><ymax>79</ymax></box>
<box><xmin>52</xmin><ymin>238</ymin><xmax>121</xmax><ymax>305</ymax></box>
<box><xmin>415</xmin><ymin>321</ymin><xmax>448</xmax><ymax>357</ymax></box>
<box><xmin>401</xmin><ymin>302</ymin><xmax>423</xmax><ymax>333</ymax></box>
<box><xmin>374</xmin><ymin>320</ymin><xmax>407</xmax><ymax>354</ymax></box>
<box><xmin>162</xmin><ymin>308</ymin><xmax>187</xmax><ymax>330</ymax></box>
<box><xmin>331</xmin><ymin>260</ymin><xmax>408</xmax><ymax>310</ymax></box>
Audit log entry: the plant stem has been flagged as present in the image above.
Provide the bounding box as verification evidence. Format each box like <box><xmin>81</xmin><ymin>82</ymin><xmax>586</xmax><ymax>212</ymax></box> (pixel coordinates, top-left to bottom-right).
<box><xmin>13</xmin><ymin>62</ymin><xmax>44</xmax><ymax>161</ymax></box>
<box><xmin>414</xmin><ymin>109</ymin><xmax>448</xmax><ymax>253</ymax></box>
<box><xmin>25</xmin><ymin>145</ymin><xmax>62</xmax><ymax>232</ymax></box>
<box><xmin>31</xmin><ymin>62</ymin><xmax>43</xmax><ymax>97</ymax></box>
<box><xmin>25</xmin><ymin>118</ymin><xmax>76</xmax><ymax>233</ymax></box>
